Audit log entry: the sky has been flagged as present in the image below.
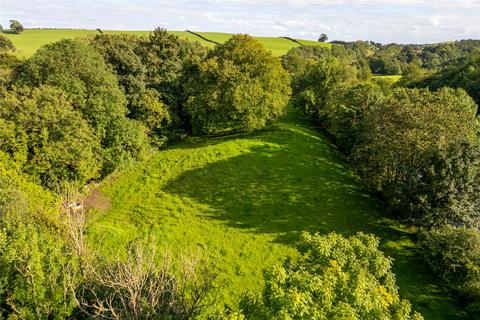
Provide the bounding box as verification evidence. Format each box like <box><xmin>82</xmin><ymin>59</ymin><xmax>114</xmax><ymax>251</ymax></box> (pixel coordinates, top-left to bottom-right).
<box><xmin>0</xmin><ymin>0</ymin><xmax>479</xmax><ymax>44</ymax></box>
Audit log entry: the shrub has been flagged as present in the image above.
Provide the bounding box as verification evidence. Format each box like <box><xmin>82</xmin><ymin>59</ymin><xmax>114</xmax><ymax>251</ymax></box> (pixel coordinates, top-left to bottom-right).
<box><xmin>323</xmin><ymin>82</ymin><xmax>386</xmax><ymax>154</ymax></box>
<box><xmin>76</xmin><ymin>243</ymin><xmax>219</xmax><ymax>319</ymax></box>
<box><xmin>0</xmin><ymin>35</ymin><xmax>15</xmax><ymax>52</ymax></box>
<box><xmin>185</xmin><ymin>34</ymin><xmax>291</xmax><ymax>135</ymax></box>
<box><xmin>419</xmin><ymin>226</ymin><xmax>480</xmax><ymax>318</ymax></box>
<box><xmin>240</xmin><ymin>232</ymin><xmax>422</xmax><ymax>319</ymax></box>
<box><xmin>0</xmin><ymin>164</ymin><xmax>77</xmax><ymax>319</ymax></box>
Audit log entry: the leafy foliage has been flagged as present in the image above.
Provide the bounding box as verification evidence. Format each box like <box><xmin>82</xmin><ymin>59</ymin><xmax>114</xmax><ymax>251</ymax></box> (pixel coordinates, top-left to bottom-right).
<box><xmin>16</xmin><ymin>39</ymin><xmax>147</xmax><ymax>176</ymax></box>
<box><xmin>282</xmin><ymin>44</ymin><xmax>371</xmax><ymax>81</ymax></box>
<box><xmin>323</xmin><ymin>82</ymin><xmax>386</xmax><ymax>154</ymax></box>
<box><xmin>138</xmin><ymin>28</ymin><xmax>206</xmax><ymax>109</ymax></box>
<box><xmin>353</xmin><ymin>88</ymin><xmax>479</xmax><ymax>225</ymax></box>
<box><xmin>185</xmin><ymin>34</ymin><xmax>291</xmax><ymax>135</ymax></box>
<box><xmin>420</xmin><ymin>226</ymin><xmax>480</xmax><ymax>318</ymax></box>
<box><xmin>294</xmin><ymin>57</ymin><xmax>357</xmax><ymax>122</ymax></box>
<box><xmin>0</xmin><ymin>51</ymin><xmax>21</xmax><ymax>87</ymax></box>
<box><xmin>239</xmin><ymin>232</ymin><xmax>423</xmax><ymax>319</ymax></box>
<box><xmin>0</xmin><ymin>86</ymin><xmax>102</xmax><ymax>188</ymax></box>
<box><xmin>91</xmin><ymin>30</ymin><xmax>205</xmax><ymax>143</ymax></box>
<box><xmin>0</xmin><ymin>163</ymin><xmax>77</xmax><ymax>319</ymax></box>
<box><xmin>0</xmin><ymin>35</ymin><xmax>15</xmax><ymax>52</ymax></box>
<box><xmin>407</xmin><ymin>53</ymin><xmax>480</xmax><ymax>107</ymax></box>
<box><xmin>9</xmin><ymin>20</ymin><xmax>24</xmax><ymax>34</ymax></box>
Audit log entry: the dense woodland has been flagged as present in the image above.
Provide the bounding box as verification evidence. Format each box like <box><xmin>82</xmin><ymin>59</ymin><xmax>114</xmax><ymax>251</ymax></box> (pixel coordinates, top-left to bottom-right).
<box><xmin>0</xmin><ymin>27</ymin><xmax>479</xmax><ymax>319</ymax></box>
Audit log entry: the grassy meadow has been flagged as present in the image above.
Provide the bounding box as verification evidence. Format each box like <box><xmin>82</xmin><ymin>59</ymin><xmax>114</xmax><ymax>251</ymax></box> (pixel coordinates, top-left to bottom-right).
<box><xmin>86</xmin><ymin>106</ymin><xmax>467</xmax><ymax>319</ymax></box>
<box><xmin>3</xmin><ymin>29</ymin><xmax>331</xmax><ymax>57</ymax></box>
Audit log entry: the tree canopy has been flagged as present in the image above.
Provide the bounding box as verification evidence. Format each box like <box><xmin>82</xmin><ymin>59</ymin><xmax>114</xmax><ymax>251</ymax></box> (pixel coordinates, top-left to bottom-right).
<box><xmin>240</xmin><ymin>232</ymin><xmax>422</xmax><ymax>319</ymax></box>
<box><xmin>9</xmin><ymin>20</ymin><xmax>24</xmax><ymax>34</ymax></box>
<box><xmin>185</xmin><ymin>34</ymin><xmax>291</xmax><ymax>135</ymax></box>
<box><xmin>16</xmin><ymin>39</ymin><xmax>147</xmax><ymax>176</ymax></box>
<box><xmin>0</xmin><ymin>85</ymin><xmax>102</xmax><ymax>188</ymax></box>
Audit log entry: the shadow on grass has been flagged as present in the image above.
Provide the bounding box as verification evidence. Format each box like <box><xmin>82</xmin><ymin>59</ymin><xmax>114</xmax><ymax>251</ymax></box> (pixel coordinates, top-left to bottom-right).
<box><xmin>164</xmin><ymin>108</ymin><xmax>468</xmax><ymax>318</ymax></box>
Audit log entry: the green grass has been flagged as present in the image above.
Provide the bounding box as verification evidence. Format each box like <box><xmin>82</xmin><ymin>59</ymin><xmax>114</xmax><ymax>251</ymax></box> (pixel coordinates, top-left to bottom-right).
<box><xmin>296</xmin><ymin>38</ymin><xmax>333</xmax><ymax>48</ymax></box>
<box><xmin>373</xmin><ymin>74</ymin><xmax>402</xmax><ymax>82</ymax></box>
<box><xmin>194</xmin><ymin>32</ymin><xmax>331</xmax><ymax>56</ymax></box>
<box><xmin>86</xmin><ymin>106</ymin><xmax>467</xmax><ymax>319</ymax></box>
<box><xmin>3</xmin><ymin>29</ymin><xmax>330</xmax><ymax>57</ymax></box>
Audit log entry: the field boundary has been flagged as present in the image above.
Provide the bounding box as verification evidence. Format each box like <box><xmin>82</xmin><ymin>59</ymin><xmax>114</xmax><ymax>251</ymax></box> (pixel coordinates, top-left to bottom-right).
<box><xmin>185</xmin><ymin>30</ymin><xmax>221</xmax><ymax>45</ymax></box>
<box><xmin>280</xmin><ymin>36</ymin><xmax>304</xmax><ymax>46</ymax></box>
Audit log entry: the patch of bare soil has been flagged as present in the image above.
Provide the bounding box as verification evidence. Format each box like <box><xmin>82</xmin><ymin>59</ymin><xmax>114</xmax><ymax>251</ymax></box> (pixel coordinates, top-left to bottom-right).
<box><xmin>83</xmin><ymin>188</ymin><xmax>111</xmax><ymax>212</ymax></box>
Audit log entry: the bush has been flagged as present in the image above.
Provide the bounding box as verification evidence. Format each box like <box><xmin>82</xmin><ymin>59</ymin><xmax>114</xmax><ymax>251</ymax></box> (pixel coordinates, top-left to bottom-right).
<box><xmin>420</xmin><ymin>226</ymin><xmax>480</xmax><ymax>318</ymax></box>
<box><xmin>0</xmin><ymin>86</ymin><xmax>102</xmax><ymax>188</ymax></box>
<box><xmin>0</xmin><ymin>52</ymin><xmax>21</xmax><ymax>87</ymax></box>
<box><xmin>0</xmin><ymin>35</ymin><xmax>15</xmax><ymax>52</ymax></box>
<box><xmin>239</xmin><ymin>232</ymin><xmax>422</xmax><ymax>319</ymax></box>
<box><xmin>185</xmin><ymin>34</ymin><xmax>291</xmax><ymax>135</ymax></box>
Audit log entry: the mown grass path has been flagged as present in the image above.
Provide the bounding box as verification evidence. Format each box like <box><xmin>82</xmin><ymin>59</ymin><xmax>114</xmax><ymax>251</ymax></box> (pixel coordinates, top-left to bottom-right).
<box><xmin>87</xmin><ymin>107</ymin><xmax>467</xmax><ymax>319</ymax></box>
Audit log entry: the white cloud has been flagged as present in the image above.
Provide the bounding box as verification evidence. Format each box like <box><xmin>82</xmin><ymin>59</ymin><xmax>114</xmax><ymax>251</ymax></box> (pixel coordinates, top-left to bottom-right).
<box><xmin>1</xmin><ymin>0</ymin><xmax>479</xmax><ymax>43</ymax></box>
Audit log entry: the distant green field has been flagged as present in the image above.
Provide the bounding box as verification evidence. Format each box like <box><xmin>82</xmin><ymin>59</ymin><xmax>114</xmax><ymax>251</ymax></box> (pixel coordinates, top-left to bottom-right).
<box><xmin>373</xmin><ymin>74</ymin><xmax>402</xmax><ymax>82</ymax></box>
<box><xmin>194</xmin><ymin>31</ymin><xmax>331</xmax><ymax>56</ymax></box>
<box><xmin>3</xmin><ymin>29</ymin><xmax>330</xmax><ymax>57</ymax></box>
<box><xmin>86</xmin><ymin>106</ymin><xmax>467</xmax><ymax>319</ymax></box>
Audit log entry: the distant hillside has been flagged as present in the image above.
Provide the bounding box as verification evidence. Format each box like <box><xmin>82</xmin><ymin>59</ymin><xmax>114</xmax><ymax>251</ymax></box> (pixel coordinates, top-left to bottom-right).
<box><xmin>3</xmin><ymin>29</ymin><xmax>332</xmax><ymax>57</ymax></box>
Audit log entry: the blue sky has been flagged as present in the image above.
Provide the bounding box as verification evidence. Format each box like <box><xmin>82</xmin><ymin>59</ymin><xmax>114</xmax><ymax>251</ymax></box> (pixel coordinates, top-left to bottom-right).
<box><xmin>1</xmin><ymin>0</ymin><xmax>479</xmax><ymax>43</ymax></box>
